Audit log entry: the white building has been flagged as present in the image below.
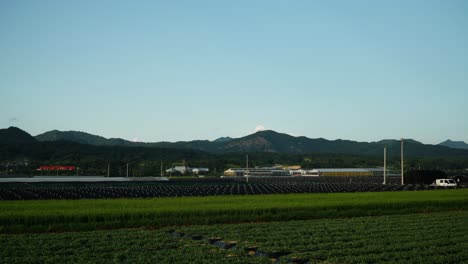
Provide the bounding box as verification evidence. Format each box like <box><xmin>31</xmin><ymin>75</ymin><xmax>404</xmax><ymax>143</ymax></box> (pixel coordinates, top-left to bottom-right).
<box><xmin>223</xmin><ymin>167</ymin><xmax>290</xmax><ymax>177</ymax></box>
<box><xmin>166</xmin><ymin>166</ymin><xmax>209</xmax><ymax>175</ymax></box>
<box><xmin>192</xmin><ymin>168</ymin><xmax>209</xmax><ymax>175</ymax></box>
<box><xmin>304</xmin><ymin>168</ymin><xmax>384</xmax><ymax>177</ymax></box>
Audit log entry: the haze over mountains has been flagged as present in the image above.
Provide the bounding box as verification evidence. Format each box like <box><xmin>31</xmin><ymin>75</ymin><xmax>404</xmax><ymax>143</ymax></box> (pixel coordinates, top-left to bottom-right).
<box><xmin>1</xmin><ymin>127</ymin><xmax>467</xmax><ymax>158</ymax></box>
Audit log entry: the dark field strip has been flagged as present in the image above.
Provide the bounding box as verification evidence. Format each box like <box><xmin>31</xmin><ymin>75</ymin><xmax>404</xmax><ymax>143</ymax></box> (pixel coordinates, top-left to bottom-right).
<box><xmin>177</xmin><ymin>211</ymin><xmax>468</xmax><ymax>264</ymax></box>
<box><xmin>0</xmin><ymin>226</ymin><xmax>268</xmax><ymax>264</ymax></box>
<box><xmin>0</xmin><ymin>189</ymin><xmax>467</xmax><ymax>233</ymax></box>
<box><xmin>1</xmin><ymin>211</ymin><xmax>466</xmax><ymax>264</ymax></box>
<box><xmin>0</xmin><ymin>180</ymin><xmax>451</xmax><ymax>200</ymax></box>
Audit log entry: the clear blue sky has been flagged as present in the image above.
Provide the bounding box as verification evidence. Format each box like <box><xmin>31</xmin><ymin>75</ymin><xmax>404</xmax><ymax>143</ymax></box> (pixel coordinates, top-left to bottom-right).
<box><xmin>1</xmin><ymin>0</ymin><xmax>467</xmax><ymax>144</ymax></box>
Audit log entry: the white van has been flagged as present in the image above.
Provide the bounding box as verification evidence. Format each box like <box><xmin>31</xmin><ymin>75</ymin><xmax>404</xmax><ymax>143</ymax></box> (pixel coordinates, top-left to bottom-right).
<box><xmin>433</xmin><ymin>179</ymin><xmax>457</xmax><ymax>187</ymax></box>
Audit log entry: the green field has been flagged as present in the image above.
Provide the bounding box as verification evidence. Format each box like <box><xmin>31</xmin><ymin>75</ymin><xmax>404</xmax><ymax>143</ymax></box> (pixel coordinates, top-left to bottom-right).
<box><xmin>1</xmin><ymin>189</ymin><xmax>467</xmax><ymax>263</ymax></box>
<box><xmin>177</xmin><ymin>211</ymin><xmax>468</xmax><ymax>263</ymax></box>
<box><xmin>1</xmin><ymin>211</ymin><xmax>467</xmax><ymax>263</ymax></box>
<box><xmin>1</xmin><ymin>189</ymin><xmax>467</xmax><ymax>233</ymax></box>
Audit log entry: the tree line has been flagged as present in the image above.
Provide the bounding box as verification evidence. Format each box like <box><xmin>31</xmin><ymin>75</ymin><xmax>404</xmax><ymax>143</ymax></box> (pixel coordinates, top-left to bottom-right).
<box><xmin>1</xmin><ymin>141</ymin><xmax>468</xmax><ymax>176</ymax></box>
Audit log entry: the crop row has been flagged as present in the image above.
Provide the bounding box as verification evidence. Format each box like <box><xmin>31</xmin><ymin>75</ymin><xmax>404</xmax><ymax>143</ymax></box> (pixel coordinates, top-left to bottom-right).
<box><xmin>1</xmin><ymin>211</ymin><xmax>466</xmax><ymax>263</ymax></box>
<box><xmin>176</xmin><ymin>211</ymin><xmax>468</xmax><ymax>264</ymax></box>
<box><xmin>0</xmin><ymin>182</ymin><xmax>443</xmax><ymax>200</ymax></box>
<box><xmin>0</xmin><ymin>189</ymin><xmax>467</xmax><ymax>233</ymax></box>
<box><xmin>0</xmin><ymin>227</ymin><xmax>269</xmax><ymax>264</ymax></box>
<box><xmin>246</xmin><ymin>176</ymin><xmax>402</xmax><ymax>185</ymax></box>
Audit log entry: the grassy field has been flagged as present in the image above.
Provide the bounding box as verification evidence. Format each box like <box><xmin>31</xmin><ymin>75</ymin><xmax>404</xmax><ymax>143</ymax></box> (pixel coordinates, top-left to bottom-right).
<box><xmin>0</xmin><ymin>189</ymin><xmax>467</xmax><ymax>233</ymax></box>
<box><xmin>1</xmin><ymin>211</ymin><xmax>466</xmax><ymax>263</ymax></box>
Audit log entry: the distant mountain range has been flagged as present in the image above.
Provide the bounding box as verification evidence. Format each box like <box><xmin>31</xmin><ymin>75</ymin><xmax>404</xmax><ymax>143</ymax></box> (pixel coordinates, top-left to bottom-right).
<box><xmin>0</xmin><ymin>127</ymin><xmax>452</xmax><ymax>157</ymax></box>
<box><xmin>0</xmin><ymin>127</ymin><xmax>36</xmax><ymax>144</ymax></box>
<box><xmin>1</xmin><ymin>127</ymin><xmax>468</xmax><ymax>158</ymax></box>
<box><xmin>35</xmin><ymin>130</ymin><xmax>147</xmax><ymax>147</ymax></box>
<box><xmin>213</xmin><ymin>136</ymin><xmax>233</xmax><ymax>143</ymax></box>
<box><xmin>439</xmin><ymin>140</ymin><xmax>468</xmax><ymax>150</ymax></box>
<box><xmin>3</xmin><ymin>126</ymin><xmax>468</xmax><ymax>173</ymax></box>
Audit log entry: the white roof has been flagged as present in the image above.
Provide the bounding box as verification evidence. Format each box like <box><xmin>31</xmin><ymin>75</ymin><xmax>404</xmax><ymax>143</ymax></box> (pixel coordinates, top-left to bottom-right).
<box><xmin>312</xmin><ymin>168</ymin><xmax>383</xmax><ymax>172</ymax></box>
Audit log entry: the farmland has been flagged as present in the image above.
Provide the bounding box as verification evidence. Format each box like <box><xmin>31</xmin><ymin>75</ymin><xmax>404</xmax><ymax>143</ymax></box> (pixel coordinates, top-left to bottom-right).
<box><xmin>0</xmin><ymin>189</ymin><xmax>467</xmax><ymax>233</ymax></box>
<box><xmin>0</xmin><ymin>176</ymin><xmax>446</xmax><ymax>200</ymax></box>
<box><xmin>1</xmin><ymin>188</ymin><xmax>467</xmax><ymax>263</ymax></box>
<box><xmin>177</xmin><ymin>210</ymin><xmax>468</xmax><ymax>263</ymax></box>
<box><xmin>1</xmin><ymin>211</ymin><xmax>467</xmax><ymax>263</ymax></box>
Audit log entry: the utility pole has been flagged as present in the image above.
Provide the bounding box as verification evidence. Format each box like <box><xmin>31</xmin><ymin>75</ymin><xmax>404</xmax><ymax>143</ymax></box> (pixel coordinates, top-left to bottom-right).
<box><xmin>401</xmin><ymin>138</ymin><xmax>404</xmax><ymax>185</ymax></box>
<box><xmin>383</xmin><ymin>147</ymin><xmax>387</xmax><ymax>185</ymax></box>
<box><xmin>107</xmin><ymin>164</ymin><xmax>110</xmax><ymax>177</ymax></box>
<box><xmin>246</xmin><ymin>154</ymin><xmax>249</xmax><ymax>183</ymax></box>
<box><xmin>126</xmin><ymin>163</ymin><xmax>129</xmax><ymax>178</ymax></box>
<box><xmin>160</xmin><ymin>162</ymin><xmax>163</xmax><ymax>177</ymax></box>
